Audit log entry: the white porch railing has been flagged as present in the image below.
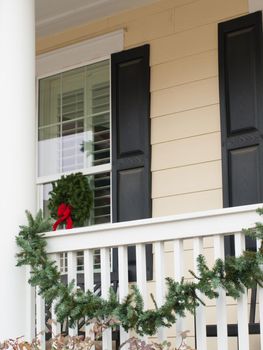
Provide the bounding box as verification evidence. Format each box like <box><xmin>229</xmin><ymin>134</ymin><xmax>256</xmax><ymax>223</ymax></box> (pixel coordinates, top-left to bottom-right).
<box><xmin>31</xmin><ymin>204</ymin><xmax>263</xmax><ymax>350</ymax></box>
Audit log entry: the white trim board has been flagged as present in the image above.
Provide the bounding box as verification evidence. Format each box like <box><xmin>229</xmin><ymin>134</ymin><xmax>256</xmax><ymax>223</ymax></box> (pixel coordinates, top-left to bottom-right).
<box><xmin>36</xmin><ymin>30</ymin><xmax>124</xmax><ymax>77</ymax></box>
<box><xmin>43</xmin><ymin>203</ymin><xmax>262</xmax><ymax>253</ymax></box>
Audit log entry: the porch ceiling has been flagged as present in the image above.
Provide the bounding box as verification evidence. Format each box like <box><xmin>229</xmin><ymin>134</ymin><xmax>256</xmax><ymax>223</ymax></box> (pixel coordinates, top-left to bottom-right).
<box><xmin>36</xmin><ymin>0</ymin><xmax>159</xmax><ymax>37</ymax></box>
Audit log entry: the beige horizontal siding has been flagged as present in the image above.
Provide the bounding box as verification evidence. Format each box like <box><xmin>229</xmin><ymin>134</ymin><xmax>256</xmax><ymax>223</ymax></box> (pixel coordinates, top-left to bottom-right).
<box><xmin>152</xmin><ymin>132</ymin><xmax>221</xmax><ymax>170</ymax></box>
<box><xmin>150</xmin><ymin>22</ymin><xmax>217</xmax><ymax>66</ymax></box>
<box><xmin>151</xmin><ymin>77</ymin><xmax>219</xmax><ymax>117</ymax></box>
<box><xmin>151</xmin><ymin>104</ymin><xmax>220</xmax><ymax>143</ymax></box>
<box><xmin>151</xmin><ymin>50</ymin><xmax>218</xmax><ymax>91</ymax></box>
<box><xmin>153</xmin><ymin>189</ymin><xmax>222</xmax><ymax>216</ymax></box>
<box><xmin>173</xmin><ymin>0</ymin><xmax>247</xmax><ymax>33</ymax></box>
<box><xmin>125</xmin><ymin>9</ymin><xmax>174</xmax><ymax>47</ymax></box>
<box><xmin>152</xmin><ymin>160</ymin><xmax>222</xmax><ymax>198</ymax></box>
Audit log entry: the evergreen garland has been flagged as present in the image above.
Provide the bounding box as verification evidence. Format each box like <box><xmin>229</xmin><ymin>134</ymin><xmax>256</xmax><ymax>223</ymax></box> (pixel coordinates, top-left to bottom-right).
<box><xmin>16</xmin><ymin>210</ymin><xmax>263</xmax><ymax>336</ymax></box>
<box><xmin>48</xmin><ymin>173</ymin><xmax>93</xmax><ymax>228</ymax></box>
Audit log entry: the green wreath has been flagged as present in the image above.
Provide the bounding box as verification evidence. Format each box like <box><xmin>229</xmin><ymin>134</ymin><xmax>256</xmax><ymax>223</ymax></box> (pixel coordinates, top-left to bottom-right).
<box><xmin>48</xmin><ymin>172</ymin><xmax>93</xmax><ymax>228</ymax></box>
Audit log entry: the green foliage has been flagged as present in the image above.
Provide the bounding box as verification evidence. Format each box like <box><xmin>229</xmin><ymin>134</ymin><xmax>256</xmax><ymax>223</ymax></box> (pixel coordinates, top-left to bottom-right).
<box><xmin>242</xmin><ymin>209</ymin><xmax>263</xmax><ymax>253</ymax></box>
<box><xmin>48</xmin><ymin>173</ymin><xmax>93</xmax><ymax>228</ymax></box>
<box><xmin>16</xmin><ymin>210</ymin><xmax>263</xmax><ymax>337</ymax></box>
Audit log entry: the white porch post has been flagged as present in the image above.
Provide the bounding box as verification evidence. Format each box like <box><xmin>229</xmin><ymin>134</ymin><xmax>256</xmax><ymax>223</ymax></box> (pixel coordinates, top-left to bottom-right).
<box><xmin>0</xmin><ymin>0</ymin><xmax>36</xmax><ymax>340</ymax></box>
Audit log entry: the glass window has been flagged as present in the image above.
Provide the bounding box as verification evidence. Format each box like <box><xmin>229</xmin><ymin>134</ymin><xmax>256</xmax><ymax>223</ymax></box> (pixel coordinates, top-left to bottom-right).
<box><xmin>37</xmin><ymin>59</ymin><xmax>111</xmax><ymax>226</ymax></box>
<box><xmin>38</xmin><ymin>60</ymin><xmax>110</xmax><ymax>177</ymax></box>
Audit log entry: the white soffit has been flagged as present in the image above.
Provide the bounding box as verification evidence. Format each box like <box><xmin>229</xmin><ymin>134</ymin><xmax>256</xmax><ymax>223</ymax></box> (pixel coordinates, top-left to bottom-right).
<box><xmin>36</xmin><ymin>0</ymin><xmax>159</xmax><ymax>37</ymax></box>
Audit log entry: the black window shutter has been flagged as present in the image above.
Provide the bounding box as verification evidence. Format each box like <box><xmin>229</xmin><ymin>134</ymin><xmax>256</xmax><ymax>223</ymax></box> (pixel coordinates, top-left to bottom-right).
<box><xmin>111</xmin><ymin>44</ymin><xmax>152</xmax><ymax>282</ymax></box>
<box><xmin>219</xmin><ymin>11</ymin><xmax>263</xmax><ymax>252</ymax></box>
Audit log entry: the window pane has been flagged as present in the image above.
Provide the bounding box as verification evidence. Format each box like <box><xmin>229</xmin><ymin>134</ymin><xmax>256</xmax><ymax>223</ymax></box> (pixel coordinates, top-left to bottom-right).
<box><xmin>93</xmin><ymin>172</ymin><xmax>111</xmax><ymax>224</ymax></box>
<box><xmin>38</xmin><ymin>60</ymin><xmax>110</xmax><ymax>177</ymax></box>
<box><xmin>39</xmin><ymin>74</ymin><xmax>60</xmax><ymax>127</ymax></box>
<box><xmin>43</xmin><ymin>183</ymin><xmax>52</xmax><ymax>218</ymax></box>
<box><xmin>38</xmin><ymin>126</ymin><xmax>61</xmax><ymax>176</ymax></box>
<box><xmin>62</xmin><ymin>120</ymin><xmax>84</xmax><ymax>172</ymax></box>
<box><xmin>62</xmin><ymin>67</ymin><xmax>85</xmax><ymax>122</ymax></box>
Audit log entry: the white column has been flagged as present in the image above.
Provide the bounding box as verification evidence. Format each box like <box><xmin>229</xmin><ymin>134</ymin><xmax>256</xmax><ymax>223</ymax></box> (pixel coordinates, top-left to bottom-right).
<box><xmin>0</xmin><ymin>0</ymin><xmax>36</xmax><ymax>340</ymax></box>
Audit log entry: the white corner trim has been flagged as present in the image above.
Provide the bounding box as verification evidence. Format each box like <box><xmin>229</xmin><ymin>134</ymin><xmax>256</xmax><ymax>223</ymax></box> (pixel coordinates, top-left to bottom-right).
<box><xmin>248</xmin><ymin>0</ymin><xmax>263</xmax><ymax>13</ymax></box>
<box><xmin>36</xmin><ymin>29</ymin><xmax>124</xmax><ymax>77</ymax></box>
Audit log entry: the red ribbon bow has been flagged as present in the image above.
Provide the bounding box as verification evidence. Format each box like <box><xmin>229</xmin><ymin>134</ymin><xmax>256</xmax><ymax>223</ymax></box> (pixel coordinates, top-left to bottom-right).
<box><xmin>53</xmin><ymin>203</ymin><xmax>73</xmax><ymax>231</ymax></box>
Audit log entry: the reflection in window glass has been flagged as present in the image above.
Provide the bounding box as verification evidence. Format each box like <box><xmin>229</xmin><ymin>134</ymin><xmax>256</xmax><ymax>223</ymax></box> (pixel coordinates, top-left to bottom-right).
<box><xmin>38</xmin><ymin>60</ymin><xmax>110</xmax><ymax>177</ymax></box>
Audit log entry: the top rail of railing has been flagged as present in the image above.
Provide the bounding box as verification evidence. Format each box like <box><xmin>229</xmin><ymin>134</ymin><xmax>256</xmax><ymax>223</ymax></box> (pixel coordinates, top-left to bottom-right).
<box><xmin>44</xmin><ymin>203</ymin><xmax>262</xmax><ymax>254</ymax></box>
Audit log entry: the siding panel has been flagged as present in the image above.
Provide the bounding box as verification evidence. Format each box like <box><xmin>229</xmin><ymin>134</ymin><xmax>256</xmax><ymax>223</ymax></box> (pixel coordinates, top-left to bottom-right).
<box><xmin>174</xmin><ymin>0</ymin><xmax>247</xmax><ymax>33</ymax></box>
<box><xmin>150</xmin><ymin>23</ymin><xmax>217</xmax><ymax>66</ymax></box>
<box><xmin>151</xmin><ymin>104</ymin><xmax>220</xmax><ymax>144</ymax></box>
<box><xmin>151</xmin><ymin>50</ymin><xmax>218</xmax><ymax>91</ymax></box>
<box><xmin>152</xmin><ymin>160</ymin><xmax>222</xmax><ymax>198</ymax></box>
<box><xmin>125</xmin><ymin>9</ymin><xmax>174</xmax><ymax>47</ymax></box>
<box><xmin>151</xmin><ymin>77</ymin><xmax>219</xmax><ymax>118</ymax></box>
<box><xmin>152</xmin><ymin>132</ymin><xmax>221</xmax><ymax>170</ymax></box>
<box><xmin>153</xmin><ymin>189</ymin><xmax>223</xmax><ymax>216</ymax></box>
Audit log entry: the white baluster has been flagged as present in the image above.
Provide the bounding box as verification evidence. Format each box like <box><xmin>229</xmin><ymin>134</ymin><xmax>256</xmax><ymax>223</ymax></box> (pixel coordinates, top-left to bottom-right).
<box><xmin>235</xmin><ymin>232</ymin><xmax>249</xmax><ymax>350</ymax></box>
<box><xmin>118</xmin><ymin>246</ymin><xmax>129</xmax><ymax>346</ymax></box>
<box><xmin>50</xmin><ymin>254</ymin><xmax>61</xmax><ymax>337</ymax></box>
<box><xmin>36</xmin><ymin>288</ymin><xmax>45</xmax><ymax>350</ymax></box>
<box><xmin>136</xmin><ymin>244</ymin><xmax>148</xmax><ymax>308</ymax></box>
<box><xmin>193</xmin><ymin>237</ymin><xmax>207</xmax><ymax>350</ymax></box>
<box><xmin>84</xmin><ymin>249</ymin><xmax>94</xmax><ymax>339</ymax></box>
<box><xmin>155</xmin><ymin>241</ymin><xmax>166</xmax><ymax>342</ymax></box>
<box><xmin>101</xmin><ymin>248</ymin><xmax>112</xmax><ymax>350</ymax></box>
<box><xmin>214</xmin><ymin>235</ymin><xmax>228</xmax><ymax>350</ymax></box>
<box><xmin>68</xmin><ymin>251</ymin><xmax>78</xmax><ymax>336</ymax></box>
<box><xmin>174</xmin><ymin>240</ymin><xmax>185</xmax><ymax>345</ymax></box>
<box><xmin>136</xmin><ymin>243</ymin><xmax>148</xmax><ymax>343</ymax></box>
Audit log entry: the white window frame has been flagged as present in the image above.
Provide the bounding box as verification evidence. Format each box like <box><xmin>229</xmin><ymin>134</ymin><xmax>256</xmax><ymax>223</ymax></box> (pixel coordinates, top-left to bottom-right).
<box><xmin>36</xmin><ymin>31</ymin><xmax>124</xmax><ymax>274</ymax></box>
<box><xmin>36</xmin><ymin>30</ymin><xmax>124</xmax><ymax>216</ymax></box>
